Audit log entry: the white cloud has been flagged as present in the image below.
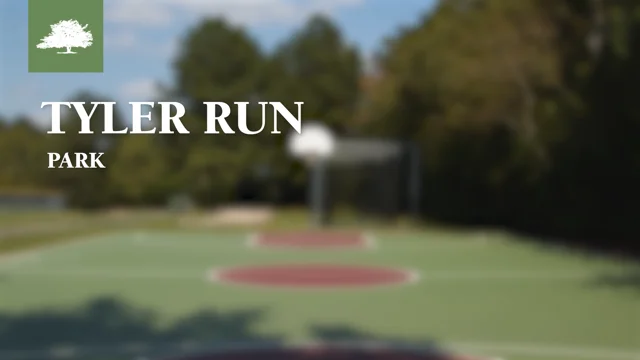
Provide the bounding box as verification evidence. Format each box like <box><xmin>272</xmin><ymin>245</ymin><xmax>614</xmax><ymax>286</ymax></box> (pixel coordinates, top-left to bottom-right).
<box><xmin>120</xmin><ymin>79</ymin><xmax>160</xmax><ymax>100</ymax></box>
<box><xmin>106</xmin><ymin>0</ymin><xmax>173</xmax><ymax>26</ymax></box>
<box><xmin>106</xmin><ymin>0</ymin><xmax>365</xmax><ymax>27</ymax></box>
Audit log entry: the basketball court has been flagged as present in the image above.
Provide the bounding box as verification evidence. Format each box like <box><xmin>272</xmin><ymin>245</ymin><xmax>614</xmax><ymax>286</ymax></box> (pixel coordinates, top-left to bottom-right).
<box><xmin>0</xmin><ymin>228</ymin><xmax>637</xmax><ymax>360</ymax></box>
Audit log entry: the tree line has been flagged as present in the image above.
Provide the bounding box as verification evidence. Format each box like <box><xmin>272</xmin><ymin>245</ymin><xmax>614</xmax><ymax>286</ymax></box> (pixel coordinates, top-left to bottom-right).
<box><xmin>0</xmin><ymin>0</ymin><xmax>638</xmax><ymax>251</ymax></box>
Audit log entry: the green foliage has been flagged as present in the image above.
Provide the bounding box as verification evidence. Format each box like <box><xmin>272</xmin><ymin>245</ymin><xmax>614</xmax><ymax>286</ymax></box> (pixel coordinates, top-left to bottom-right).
<box><xmin>1</xmin><ymin>3</ymin><xmax>637</xmax><ymax>243</ymax></box>
<box><xmin>264</xmin><ymin>15</ymin><xmax>362</xmax><ymax>193</ymax></box>
<box><xmin>175</xmin><ymin>19</ymin><xmax>265</xmax><ymax>108</ymax></box>
<box><xmin>0</xmin><ymin>119</ymin><xmax>52</xmax><ymax>188</ymax></box>
<box><xmin>108</xmin><ymin>136</ymin><xmax>169</xmax><ymax>205</ymax></box>
<box><xmin>43</xmin><ymin>92</ymin><xmax>124</xmax><ymax>208</ymax></box>
<box><xmin>269</xmin><ymin>15</ymin><xmax>361</xmax><ymax>131</ymax></box>
<box><xmin>361</xmin><ymin>0</ymin><xmax>640</xmax><ymax>242</ymax></box>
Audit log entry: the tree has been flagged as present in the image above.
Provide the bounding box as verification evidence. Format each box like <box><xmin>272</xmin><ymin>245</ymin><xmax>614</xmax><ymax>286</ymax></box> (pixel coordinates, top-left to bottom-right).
<box><xmin>538</xmin><ymin>0</ymin><xmax>640</xmax><ymax>242</ymax></box>
<box><xmin>45</xmin><ymin>92</ymin><xmax>125</xmax><ymax>208</ymax></box>
<box><xmin>0</xmin><ymin>118</ymin><xmax>51</xmax><ymax>189</ymax></box>
<box><xmin>262</xmin><ymin>15</ymin><xmax>362</xmax><ymax>203</ymax></box>
<box><xmin>108</xmin><ymin>136</ymin><xmax>169</xmax><ymax>205</ymax></box>
<box><xmin>37</xmin><ymin>19</ymin><xmax>93</xmax><ymax>54</ymax></box>
<box><xmin>269</xmin><ymin>15</ymin><xmax>361</xmax><ymax>131</ymax></box>
<box><xmin>169</xmin><ymin>18</ymin><xmax>268</xmax><ymax>204</ymax></box>
<box><xmin>359</xmin><ymin>0</ymin><xmax>640</xmax><ymax>250</ymax></box>
<box><xmin>174</xmin><ymin>19</ymin><xmax>264</xmax><ymax>113</ymax></box>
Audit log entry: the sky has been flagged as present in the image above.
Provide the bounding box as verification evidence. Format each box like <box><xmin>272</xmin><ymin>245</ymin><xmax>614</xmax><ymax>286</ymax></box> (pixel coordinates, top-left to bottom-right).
<box><xmin>0</xmin><ymin>0</ymin><xmax>435</xmax><ymax>128</ymax></box>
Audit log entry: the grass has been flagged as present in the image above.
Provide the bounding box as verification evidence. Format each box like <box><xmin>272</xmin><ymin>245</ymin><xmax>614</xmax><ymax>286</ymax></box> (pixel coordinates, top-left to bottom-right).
<box><xmin>0</xmin><ymin>210</ymin><xmax>181</xmax><ymax>254</ymax></box>
<box><xmin>0</xmin><ymin>210</ymin><xmax>83</xmax><ymax>226</ymax></box>
<box><xmin>0</xmin><ymin>222</ymin><xmax>638</xmax><ymax>360</ymax></box>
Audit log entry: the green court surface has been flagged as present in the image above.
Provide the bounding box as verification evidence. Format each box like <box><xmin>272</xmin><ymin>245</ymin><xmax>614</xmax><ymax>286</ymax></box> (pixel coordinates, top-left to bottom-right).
<box><xmin>0</xmin><ymin>229</ymin><xmax>638</xmax><ymax>360</ymax></box>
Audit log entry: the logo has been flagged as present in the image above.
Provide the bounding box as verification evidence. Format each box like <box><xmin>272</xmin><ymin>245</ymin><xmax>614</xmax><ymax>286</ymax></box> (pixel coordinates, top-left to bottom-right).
<box><xmin>28</xmin><ymin>0</ymin><xmax>103</xmax><ymax>72</ymax></box>
<box><xmin>37</xmin><ymin>19</ymin><xmax>93</xmax><ymax>55</ymax></box>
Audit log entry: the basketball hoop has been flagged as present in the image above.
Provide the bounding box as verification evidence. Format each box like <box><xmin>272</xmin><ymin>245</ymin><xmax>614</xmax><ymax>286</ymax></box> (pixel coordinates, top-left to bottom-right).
<box><xmin>286</xmin><ymin>121</ymin><xmax>336</xmax><ymax>227</ymax></box>
<box><xmin>286</xmin><ymin>121</ymin><xmax>336</xmax><ymax>165</ymax></box>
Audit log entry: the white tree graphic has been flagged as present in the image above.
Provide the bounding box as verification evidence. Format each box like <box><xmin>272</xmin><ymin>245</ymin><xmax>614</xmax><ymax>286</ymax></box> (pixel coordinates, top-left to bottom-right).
<box><xmin>36</xmin><ymin>19</ymin><xmax>93</xmax><ymax>54</ymax></box>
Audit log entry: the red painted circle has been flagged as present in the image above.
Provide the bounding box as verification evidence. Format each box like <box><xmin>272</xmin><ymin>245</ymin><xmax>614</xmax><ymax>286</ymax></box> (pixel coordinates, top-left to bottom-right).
<box><xmin>212</xmin><ymin>264</ymin><xmax>415</xmax><ymax>288</ymax></box>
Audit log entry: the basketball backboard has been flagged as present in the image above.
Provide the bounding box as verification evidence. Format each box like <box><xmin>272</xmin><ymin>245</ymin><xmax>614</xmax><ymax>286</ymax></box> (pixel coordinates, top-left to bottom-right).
<box><xmin>286</xmin><ymin>121</ymin><xmax>336</xmax><ymax>164</ymax></box>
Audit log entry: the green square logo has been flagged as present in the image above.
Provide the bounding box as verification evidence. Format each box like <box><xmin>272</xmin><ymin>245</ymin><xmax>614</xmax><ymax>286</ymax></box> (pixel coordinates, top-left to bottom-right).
<box><xmin>28</xmin><ymin>0</ymin><xmax>104</xmax><ymax>73</ymax></box>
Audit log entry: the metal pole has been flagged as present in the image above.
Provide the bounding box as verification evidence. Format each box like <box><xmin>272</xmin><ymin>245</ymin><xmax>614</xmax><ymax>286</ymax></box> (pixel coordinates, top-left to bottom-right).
<box><xmin>309</xmin><ymin>159</ymin><xmax>327</xmax><ymax>227</ymax></box>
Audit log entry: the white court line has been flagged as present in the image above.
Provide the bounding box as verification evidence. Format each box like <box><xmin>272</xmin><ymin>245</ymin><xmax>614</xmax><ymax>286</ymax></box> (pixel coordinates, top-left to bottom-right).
<box><xmin>6</xmin><ymin>268</ymin><xmax>202</xmax><ymax>280</ymax></box>
<box><xmin>406</xmin><ymin>268</ymin><xmax>421</xmax><ymax>284</ymax></box>
<box><xmin>245</xmin><ymin>232</ymin><xmax>260</xmax><ymax>248</ymax></box>
<box><xmin>131</xmin><ymin>232</ymin><xmax>248</xmax><ymax>243</ymax></box>
<box><xmin>417</xmin><ymin>270</ymin><xmax>595</xmax><ymax>280</ymax></box>
<box><xmin>5</xmin><ymin>268</ymin><xmax>600</xmax><ymax>282</ymax></box>
<box><xmin>134</xmin><ymin>240</ymin><xmax>245</xmax><ymax>251</ymax></box>
<box><xmin>0</xmin><ymin>340</ymin><xmax>637</xmax><ymax>360</ymax></box>
<box><xmin>363</xmin><ymin>231</ymin><xmax>378</xmax><ymax>250</ymax></box>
